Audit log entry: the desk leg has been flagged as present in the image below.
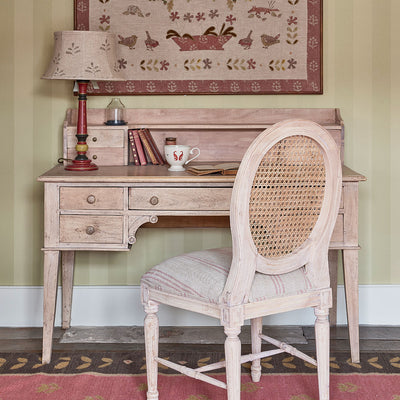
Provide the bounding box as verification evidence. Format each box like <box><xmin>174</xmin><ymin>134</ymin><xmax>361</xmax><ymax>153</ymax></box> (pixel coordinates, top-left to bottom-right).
<box><xmin>61</xmin><ymin>251</ymin><xmax>75</xmax><ymax>330</ymax></box>
<box><xmin>328</xmin><ymin>250</ymin><xmax>338</xmax><ymax>326</ymax></box>
<box><xmin>343</xmin><ymin>249</ymin><xmax>360</xmax><ymax>363</ymax></box>
<box><xmin>42</xmin><ymin>250</ymin><xmax>60</xmax><ymax>364</ymax></box>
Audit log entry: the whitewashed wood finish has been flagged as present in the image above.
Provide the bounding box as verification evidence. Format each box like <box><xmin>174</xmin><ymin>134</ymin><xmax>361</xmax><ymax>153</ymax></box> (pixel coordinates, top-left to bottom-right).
<box><xmin>144</xmin><ymin>301</ymin><xmax>159</xmax><ymax>400</ymax></box>
<box><xmin>250</xmin><ymin>317</ymin><xmax>262</xmax><ymax>382</ymax></box>
<box><xmin>60</xmin><ymin>187</ymin><xmax>124</xmax><ymax>210</ymax></box>
<box><xmin>40</xmin><ymin>111</ymin><xmax>365</xmax><ymax>367</ymax></box>
<box><xmin>343</xmin><ymin>249</ymin><xmax>360</xmax><ymax>363</ymax></box>
<box><xmin>129</xmin><ymin>187</ymin><xmax>232</xmax><ymax>211</ymax></box>
<box><xmin>63</xmin><ymin>108</ymin><xmax>345</xmax><ymax>164</ymax></box>
<box><xmin>141</xmin><ymin>120</ymin><xmax>343</xmax><ymax>399</ymax></box>
<box><xmin>259</xmin><ymin>333</ymin><xmax>317</xmax><ymax>366</ymax></box>
<box><xmin>66</xmin><ymin>147</ymin><xmax>126</xmax><ymax>166</ymax></box>
<box><xmin>42</xmin><ymin>250</ymin><xmax>60</xmax><ymax>364</ymax></box>
<box><xmin>61</xmin><ymin>251</ymin><xmax>74</xmax><ymax>330</ymax></box>
<box><xmin>59</xmin><ymin>215</ymin><xmax>124</xmax><ymax>244</ymax></box>
<box><xmin>64</xmin><ymin>126</ymin><xmax>128</xmax><ymax>166</ymax></box>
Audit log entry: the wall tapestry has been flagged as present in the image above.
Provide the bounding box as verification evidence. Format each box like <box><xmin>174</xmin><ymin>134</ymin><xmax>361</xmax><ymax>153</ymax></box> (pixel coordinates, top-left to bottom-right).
<box><xmin>74</xmin><ymin>0</ymin><xmax>322</xmax><ymax>95</ymax></box>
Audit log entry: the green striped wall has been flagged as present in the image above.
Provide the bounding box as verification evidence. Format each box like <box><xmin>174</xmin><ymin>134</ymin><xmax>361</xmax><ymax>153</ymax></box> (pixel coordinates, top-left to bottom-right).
<box><xmin>0</xmin><ymin>0</ymin><xmax>397</xmax><ymax>285</ymax></box>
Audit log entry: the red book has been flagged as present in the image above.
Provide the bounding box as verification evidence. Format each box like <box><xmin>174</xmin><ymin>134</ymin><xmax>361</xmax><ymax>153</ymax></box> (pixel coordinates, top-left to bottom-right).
<box><xmin>144</xmin><ymin>129</ymin><xmax>165</xmax><ymax>165</ymax></box>
<box><xmin>139</xmin><ymin>129</ymin><xmax>159</xmax><ymax>165</ymax></box>
<box><xmin>128</xmin><ymin>129</ymin><xmax>140</xmax><ymax>166</ymax></box>
<box><xmin>133</xmin><ymin>130</ymin><xmax>147</xmax><ymax>166</ymax></box>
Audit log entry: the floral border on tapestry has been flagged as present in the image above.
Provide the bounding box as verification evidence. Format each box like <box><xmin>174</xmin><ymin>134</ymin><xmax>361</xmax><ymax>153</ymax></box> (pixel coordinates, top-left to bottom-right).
<box><xmin>74</xmin><ymin>0</ymin><xmax>322</xmax><ymax>95</ymax></box>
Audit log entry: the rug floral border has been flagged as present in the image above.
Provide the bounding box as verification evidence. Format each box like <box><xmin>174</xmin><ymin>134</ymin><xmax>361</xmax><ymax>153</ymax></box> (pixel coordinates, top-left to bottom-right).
<box><xmin>74</xmin><ymin>0</ymin><xmax>322</xmax><ymax>95</ymax></box>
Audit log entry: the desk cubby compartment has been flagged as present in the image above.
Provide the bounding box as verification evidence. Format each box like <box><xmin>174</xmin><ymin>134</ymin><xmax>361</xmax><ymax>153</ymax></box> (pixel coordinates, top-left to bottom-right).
<box><xmin>59</xmin><ymin>215</ymin><xmax>124</xmax><ymax>244</ymax></box>
<box><xmin>60</xmin><ymin>187</ymin><xmax>124</xmax><ymax>210</ymax></box>
<box><xmin>128</xmin><ymin>187</ymin><xmax>232</xmax><ymax>211</ymax></box>
<box><xmin>63</xmin><ymin>126</ymin><xmax>128</xmax><ymax>166</ymax></box>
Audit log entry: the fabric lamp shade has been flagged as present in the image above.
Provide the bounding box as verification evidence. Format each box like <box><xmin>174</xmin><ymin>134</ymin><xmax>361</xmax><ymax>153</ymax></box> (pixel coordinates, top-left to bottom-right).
<box><xmin>42</xmin><ymin>30</ymin><xmax>126</xmax><ymax>171</ymax></box>
<box><xmin>42</xmin><ymin>30</ymin><xmax>125</xmax><ymax>81</ymax></box>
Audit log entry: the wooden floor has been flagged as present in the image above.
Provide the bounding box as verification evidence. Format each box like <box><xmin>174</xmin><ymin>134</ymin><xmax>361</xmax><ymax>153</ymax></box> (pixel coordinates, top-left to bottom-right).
<box><xmin>0</xmin><ymin>326</ymin><xmax>399</xmax><ymax>353</ymax></box>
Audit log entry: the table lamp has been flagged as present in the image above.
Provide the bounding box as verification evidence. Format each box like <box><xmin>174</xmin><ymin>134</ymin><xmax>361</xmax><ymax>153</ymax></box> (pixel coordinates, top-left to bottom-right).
<box><xmin>42</xmin><ymin>31</ymin><xmax>126</xmax><ymax>171</ymax></box>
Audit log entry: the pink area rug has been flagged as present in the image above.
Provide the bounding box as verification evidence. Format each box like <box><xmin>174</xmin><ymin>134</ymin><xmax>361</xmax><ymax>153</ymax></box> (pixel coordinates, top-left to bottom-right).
<box><xmin>1</xmin><ymin>372</ymin><xmax>400</xmax><ymax>400</ymax></box>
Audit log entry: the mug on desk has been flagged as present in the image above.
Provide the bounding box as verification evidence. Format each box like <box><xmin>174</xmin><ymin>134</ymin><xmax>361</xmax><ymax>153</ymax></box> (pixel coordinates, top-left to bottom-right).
<box><xmin>164</xmin><ymin>145</ymin><xmax>200</xmax><ymax>171</ymax></box>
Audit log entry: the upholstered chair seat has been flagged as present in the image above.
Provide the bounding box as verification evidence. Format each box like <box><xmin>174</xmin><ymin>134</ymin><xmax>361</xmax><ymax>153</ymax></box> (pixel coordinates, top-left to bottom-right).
<box><xmin>141</xmin><ymin>247</ymin><xmax>314</xmax><ymax>305</ymax></box>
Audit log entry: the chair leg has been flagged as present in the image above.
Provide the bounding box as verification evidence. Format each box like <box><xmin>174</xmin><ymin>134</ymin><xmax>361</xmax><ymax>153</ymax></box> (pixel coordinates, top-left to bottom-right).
<box><xmin>224</xmin><ymin>326</ymin><xmax>241</xmax><ymax>400</ymax></box>
<box><xmin>250</xmin><ymin>317</ymin><xmax>262</xmax><ymax>382</ymax></box>
<box><xmin>315</xmin><ymin>307</ymin><xmax>330</xmax><ymax>400</ymax></box>
<box><xmin>144</xmin><ymin>301</ymin><xmax>159</xmax><ymax>400</ymax></box>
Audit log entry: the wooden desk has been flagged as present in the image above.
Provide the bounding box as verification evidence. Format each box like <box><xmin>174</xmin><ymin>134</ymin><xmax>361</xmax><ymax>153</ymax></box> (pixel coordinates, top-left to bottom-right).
<box><xmin>38</xmin><ymin>164</ymin><xmax>365</xmax><ymax>364</ymax></box>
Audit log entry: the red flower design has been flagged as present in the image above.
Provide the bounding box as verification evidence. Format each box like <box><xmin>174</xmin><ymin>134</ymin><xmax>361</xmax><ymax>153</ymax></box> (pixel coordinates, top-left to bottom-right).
<box><xmin>99</xmin><ymin>15</ymin><xmax>110</xmax><ymax>24</ymax></box>
<box><xmin>225</xmin><ymin>15</ymin><xmax>236</xmax><ymax>25</ymax></box>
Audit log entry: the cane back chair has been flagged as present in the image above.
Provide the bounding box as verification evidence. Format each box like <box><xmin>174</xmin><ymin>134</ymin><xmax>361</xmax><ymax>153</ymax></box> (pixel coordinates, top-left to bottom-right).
<box><xmin>140</xmin><ymin>119</ymin><xmax>342</xmax><ymax>400</ymax></box>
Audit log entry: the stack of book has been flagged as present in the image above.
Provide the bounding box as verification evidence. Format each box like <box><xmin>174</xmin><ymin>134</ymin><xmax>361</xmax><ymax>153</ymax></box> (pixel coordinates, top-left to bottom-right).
<box><xmin>128</xmin><ymin>128</ymin><xmax>165</xmax><ymax>166</ymax></box>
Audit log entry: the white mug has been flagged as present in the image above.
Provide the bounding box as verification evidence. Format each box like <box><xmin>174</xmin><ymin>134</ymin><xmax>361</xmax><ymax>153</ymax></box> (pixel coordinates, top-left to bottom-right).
<box><xmin>164</xmin><ymin>145</ymin><xmax>200</xmax><ymax>171</ymax></box>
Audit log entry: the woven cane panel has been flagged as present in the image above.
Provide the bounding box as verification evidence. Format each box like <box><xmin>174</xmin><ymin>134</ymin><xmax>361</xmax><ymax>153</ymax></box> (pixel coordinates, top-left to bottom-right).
<box><xmin>249</xmin><ymin>135</ymin><xmax>326</xmax><ymax>259</ymax></box>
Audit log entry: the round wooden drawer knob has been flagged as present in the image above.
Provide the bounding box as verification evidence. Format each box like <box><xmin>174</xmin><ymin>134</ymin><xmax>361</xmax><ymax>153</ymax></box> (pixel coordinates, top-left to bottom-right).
<box><xmin>93</xmin><ymin>155</ymin><xmax>98</xmax><ymax>160</ymax></box>
<box><xmin>87</xmin><ymin>195</ymin><xmax>96</xmax><ymax>204</ymax></box>
<box><xmin>92</xmin><ymin>137</ymin><xmax>98</xmax><ymax>142</ymax></box>
<box><xmin>149</xmin><ymin>196</ymin><xmax>159</xmax><ymax>205</ymax></box>
<box><xmin>86</xmin><ymin>226</ymin><xmax>95</xmax><ymax>235</ymax></box>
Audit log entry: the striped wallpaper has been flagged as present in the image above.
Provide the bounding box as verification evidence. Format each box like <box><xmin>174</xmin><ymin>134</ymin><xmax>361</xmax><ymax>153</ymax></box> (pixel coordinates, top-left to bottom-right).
<box><xmin>0</xmin><ymin>0</ymin><xmax>397</xmax><ymax>285</ymax></box>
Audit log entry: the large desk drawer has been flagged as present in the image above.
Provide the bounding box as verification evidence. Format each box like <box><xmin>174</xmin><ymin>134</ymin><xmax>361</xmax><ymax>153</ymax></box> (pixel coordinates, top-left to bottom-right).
<box><xmin>60</xmin><ymin>215</ymin><xmax>123</xmax><ymax>244</ymax></box>
<box><xmin>129</xmin><ymin>188</ymin><xmax>232</xmax><ymax>211</ymax></box>
<box><xmin>60</xmin><ymin>187</ymin><xmax>124</xmax><ymax>210</ymax></box>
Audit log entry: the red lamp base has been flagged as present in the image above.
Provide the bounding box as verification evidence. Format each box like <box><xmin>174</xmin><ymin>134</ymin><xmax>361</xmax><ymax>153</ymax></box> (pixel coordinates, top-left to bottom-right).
<box><xmin>65</xmin><ymin>159</ymin><xmax>98</xmax><ymax>171</ymax></box>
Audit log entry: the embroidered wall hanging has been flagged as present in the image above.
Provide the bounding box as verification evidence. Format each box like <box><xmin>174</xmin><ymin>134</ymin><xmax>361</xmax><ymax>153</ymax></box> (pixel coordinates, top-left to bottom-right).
<box><xmin>74</xmin><ymin>0</ymin><xmax>322</xmax><ymax>95</ymax></box>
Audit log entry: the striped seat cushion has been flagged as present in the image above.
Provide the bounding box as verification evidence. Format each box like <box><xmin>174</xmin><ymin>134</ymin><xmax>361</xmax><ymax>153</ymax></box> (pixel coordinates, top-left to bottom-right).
<box><xmin>141</xmin><ymin>248</ymin><xmax>314</xmax><ymax>304</ymax></box>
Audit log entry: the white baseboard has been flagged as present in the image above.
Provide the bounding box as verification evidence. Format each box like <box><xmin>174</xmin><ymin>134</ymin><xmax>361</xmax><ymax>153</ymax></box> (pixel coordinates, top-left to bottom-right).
<box><xmin>0</xmin><ymin>285</ymin><xmax>399</xmax><ymax>327</ymax></box>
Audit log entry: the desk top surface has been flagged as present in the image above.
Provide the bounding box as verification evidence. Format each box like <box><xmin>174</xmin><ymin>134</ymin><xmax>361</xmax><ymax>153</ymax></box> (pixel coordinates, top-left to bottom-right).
<box><xmin>38</xmin><ymin>164</ymin><xmax>366</xmax><ymax>184</ymax></box>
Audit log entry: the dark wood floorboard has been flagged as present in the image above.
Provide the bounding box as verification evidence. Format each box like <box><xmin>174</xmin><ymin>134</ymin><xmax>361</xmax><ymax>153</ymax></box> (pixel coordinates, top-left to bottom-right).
<box><xmin>0</xmin><ymin>326</ymin><xmax>399</xmax><ymax>353</ymax></box>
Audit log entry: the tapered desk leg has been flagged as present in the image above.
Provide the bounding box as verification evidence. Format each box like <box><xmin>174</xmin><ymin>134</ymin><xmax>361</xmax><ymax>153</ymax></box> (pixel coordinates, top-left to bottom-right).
<box><xmin>61</xmin><ymin>251</ymin><xmax>75</xmax><ymax>330</ymax></box>
<box><xmin>328</xmin><ymin>250</ymin><xmax>339</xmax><ymax>326</ymax></box>
<box><xmin>343</xmin><ymin>249</ymin><xmax>360</xmax><ymax>363</ymax></box>
<box><xmin>42</xmin><ymin>250</ymin><xmax>60</xmax><ymax>364</ymax></box>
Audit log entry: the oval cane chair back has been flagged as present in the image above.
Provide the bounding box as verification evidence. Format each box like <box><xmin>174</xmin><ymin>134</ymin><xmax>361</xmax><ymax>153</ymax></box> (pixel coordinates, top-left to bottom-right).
<box><xmin>227</xmin><ymin>119</ymin><xmax>342</xmax><ymax>303</ymax></box>
<box><xmin>249</xmin><ymin>134</ymin><xmax>326</xmax><ymax>259</ymax></box>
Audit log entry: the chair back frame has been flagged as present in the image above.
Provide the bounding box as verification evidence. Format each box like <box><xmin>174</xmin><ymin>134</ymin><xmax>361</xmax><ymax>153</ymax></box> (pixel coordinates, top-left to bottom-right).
<box><xmin>223</xmin><ymin>119</ymin><xmax>342</xmax><ymax>306</ymax></box>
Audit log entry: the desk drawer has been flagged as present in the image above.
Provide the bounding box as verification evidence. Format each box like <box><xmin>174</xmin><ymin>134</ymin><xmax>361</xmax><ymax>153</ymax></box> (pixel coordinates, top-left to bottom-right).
<box><xmin>129</xmin><ymin>188</ymin><xmax>232</xmax><ymax>211</ymax></box>
<box><xmin>60</xmin><ymin>187</ymin><xmax>124</xmax><ymax>210</ymax></box>
<box><xmin>66</xmin><ymin>128</ymin><xmax>125</xmax><ymax>148</ymax></box>
<box><xmin>66</xmin><ymin>148</ymin><xmax>126</xmax><ymax>166</ymax></box>
<box><xmin>65</xmin><ymin>127</ymin><xmax>127</xmax><ymax>166</ymax></box>
<box><xmin>60</xmin><ymin>215</ymin><xmax>123</xmax><ymax>244</ymax></box>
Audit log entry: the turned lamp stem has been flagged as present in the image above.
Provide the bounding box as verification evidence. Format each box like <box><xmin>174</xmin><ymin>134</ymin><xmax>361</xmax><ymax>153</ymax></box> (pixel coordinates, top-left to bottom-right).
<box><xmin>65</xmin><ymin>80</ymin><xmax>98</xmax><ymax>171</ymax></box>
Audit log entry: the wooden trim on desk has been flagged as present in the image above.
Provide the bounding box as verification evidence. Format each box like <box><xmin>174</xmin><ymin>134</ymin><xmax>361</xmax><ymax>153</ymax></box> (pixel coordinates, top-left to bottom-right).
<box><xmin>38</xmin><ymin>164</ymin><xmax>365</xmax><ymax>183</ymax></box>
<box><xmin>342</xmin><ymin>165</ymin><xmax>366</xmax><ymax>182</ymax></box>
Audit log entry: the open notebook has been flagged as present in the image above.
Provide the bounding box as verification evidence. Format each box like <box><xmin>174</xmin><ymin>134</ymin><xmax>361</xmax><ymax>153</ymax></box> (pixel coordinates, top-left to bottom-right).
<box><xmin>186</xmin><ymin>162</ymin><xmax>240</xmax><ymax>176</ymax></box>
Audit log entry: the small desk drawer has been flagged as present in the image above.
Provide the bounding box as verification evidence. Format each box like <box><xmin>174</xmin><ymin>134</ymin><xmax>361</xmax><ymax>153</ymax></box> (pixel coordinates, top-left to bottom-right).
<box><xmin>66</xmin><ymin>128</ymin><xmax>125</xmax><ymax>148</ymax></box>
<box><xmin>66</xmin><ymin>148</ymin><xmax>126</xmax><ymax>166</ymax></box>
<box><xmin>65</xmin><ymin>127</ymin><xmax>127</xmax><ymax>166</ymax></box>
<box><xmin>60</xmin><ymin>187</ymin><xmax>124</xmax><ymax>210</ymax></box>
<box><xmin>129</xmin><ymin>188</ymin><xmax>232</xmax><ymax>211</ymax></box>
<box><xmin>60</xmin><ymin>215</ymin><xmax>123</xmax><ymax>244</ymax></box>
